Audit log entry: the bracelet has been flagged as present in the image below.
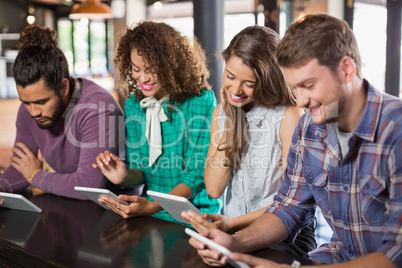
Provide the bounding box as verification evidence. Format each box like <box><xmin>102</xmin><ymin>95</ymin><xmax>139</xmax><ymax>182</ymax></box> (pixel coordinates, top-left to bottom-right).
<box><xmin>291</xmin><ymin>260</ymin><xmax>301</xmax><ymax>268</ymax></box>
<box><xmin>30</xmin><ymin>169</ymin><xmax>40</xmax><ymax>183</ymax></box>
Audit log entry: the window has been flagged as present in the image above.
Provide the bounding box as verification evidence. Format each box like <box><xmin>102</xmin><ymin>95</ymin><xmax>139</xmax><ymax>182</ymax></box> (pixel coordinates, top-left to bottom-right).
<box><xmin>354</xmin><ymin>3</ymin><xmax>387</xmax><ymax>92</ymax></box>
<box><xmin>57</xmin><ymin>18</ymin><xmax>113</xmax><ymax>79</ymax></box>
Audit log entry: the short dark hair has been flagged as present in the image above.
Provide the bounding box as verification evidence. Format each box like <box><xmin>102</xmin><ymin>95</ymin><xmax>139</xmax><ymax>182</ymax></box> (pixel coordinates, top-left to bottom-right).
<box><xmin>13</xmin><ymin>25</ymin><xmax>73</xmax><ymax>93</ymax></box>
<box><xmin>276</xmin><ymin>14</ymin><xmax>362</xmax><ymax>78</ymax></box>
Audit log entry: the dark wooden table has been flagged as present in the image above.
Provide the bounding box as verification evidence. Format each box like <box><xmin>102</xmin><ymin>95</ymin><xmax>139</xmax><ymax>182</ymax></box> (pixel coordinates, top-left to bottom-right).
<box><xmin>0</xmin><ymin>194</ymin><xmax>316</xmax><ymax>267</ymax></box>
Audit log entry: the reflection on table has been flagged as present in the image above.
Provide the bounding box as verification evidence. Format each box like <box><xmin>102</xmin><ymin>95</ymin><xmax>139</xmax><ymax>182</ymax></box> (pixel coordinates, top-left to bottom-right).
<box><xmin>0</xmin><ymin>193</ymin><xmax>316</xmax><ymax>267</ymax></box>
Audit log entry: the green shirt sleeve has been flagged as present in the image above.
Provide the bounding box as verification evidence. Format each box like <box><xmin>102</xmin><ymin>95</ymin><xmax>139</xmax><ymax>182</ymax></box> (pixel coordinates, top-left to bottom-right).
<box><xmin>180</xmin><ymin>90</ymin><xmax>217</xmax><ymax>197</ymax></box>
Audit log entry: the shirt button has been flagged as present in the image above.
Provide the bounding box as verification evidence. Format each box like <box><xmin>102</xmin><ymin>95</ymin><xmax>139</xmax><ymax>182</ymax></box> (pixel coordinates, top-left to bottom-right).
<box><xmin>309</xmin><ymin>174</ymin><xmax>314</xmax><ymax>179</ymax></box>
<box><xmin>343</xmin><ymin>186</ymin><xmax>349</xmax><ymax>192</ymax></box>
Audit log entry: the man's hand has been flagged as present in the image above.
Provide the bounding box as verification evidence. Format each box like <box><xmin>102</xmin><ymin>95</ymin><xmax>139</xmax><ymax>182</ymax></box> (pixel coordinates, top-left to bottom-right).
<box><xmin>188</xmin><ymin>228</ymin><xmax>238</xmax><ymax>266</ymax></box>
<box><xmin>10</xmin><ymin>142</ymin><xmax>43</xmax><ymax>181</ymax></box>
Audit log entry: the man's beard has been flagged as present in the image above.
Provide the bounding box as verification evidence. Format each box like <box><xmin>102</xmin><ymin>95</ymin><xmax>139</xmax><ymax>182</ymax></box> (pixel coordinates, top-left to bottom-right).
<box><xmin>34</xmin><ymin>96</ymin><xmax>66</xmax><ymax>129</ymax></box>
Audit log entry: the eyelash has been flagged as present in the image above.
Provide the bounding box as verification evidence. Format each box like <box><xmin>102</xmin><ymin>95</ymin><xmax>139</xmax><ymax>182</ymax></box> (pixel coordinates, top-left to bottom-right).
<box><xmin>129</xmin><ymin>62</ymin><xmax>140</xmax><ymax>72</ymax></box>
<box><xmin>226</xmin><ymin>74</ymin><xmax>254</xmax><ymax>88</ymax></box>
<box><xmin>226</xmin><ymin>74</ymin><xmax>234</xmax><ymax>80</ymax></box>
<box><xmin>23</xmin><ymin>101</ymin><xmax>46</xmax><ymax>106</ymax></box>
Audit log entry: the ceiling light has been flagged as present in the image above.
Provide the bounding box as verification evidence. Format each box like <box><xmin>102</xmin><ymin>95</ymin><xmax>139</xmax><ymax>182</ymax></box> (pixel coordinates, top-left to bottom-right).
<box><xmin>69</xmin><ymin>0</ymin><xmax>113</xmax><ymax>20</ymax></box>
<box><xmin>26</xmin><ymin>5</ymin><xmax>36</xmax><ymax>24</ymax></box>
<box><xmin>111</xmin><ymin>0</ymin><xmax>125</xmax><ymax>19</ymax></box>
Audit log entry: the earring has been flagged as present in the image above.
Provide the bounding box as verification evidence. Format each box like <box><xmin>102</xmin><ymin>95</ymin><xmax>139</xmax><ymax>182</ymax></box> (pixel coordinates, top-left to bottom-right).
<box><xmin>134</xmin><ymin>82</ymin><xmax>141</xmax><ymax>91</ymax></box>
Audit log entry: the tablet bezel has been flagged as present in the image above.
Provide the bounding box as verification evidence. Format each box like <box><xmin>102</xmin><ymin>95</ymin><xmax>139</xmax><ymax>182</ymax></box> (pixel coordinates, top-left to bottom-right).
<box><xmin>0</xmin><ymin>192</ymin><xmax>42</xmax><ymax>213</ymax></box>
<box><xmin>147</xmin><ymin>190</ymin><xmax>202</xmax><ymax>224</ymax></box>
<box><xmin>74</xmin><ymin>186</ymin><xmax>128</xmax><ymax>210</ymax></box>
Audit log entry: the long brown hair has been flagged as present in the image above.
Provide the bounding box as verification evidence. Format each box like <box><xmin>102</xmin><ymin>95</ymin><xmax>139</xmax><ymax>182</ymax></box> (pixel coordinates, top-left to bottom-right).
<box><xmin>114</xmin><ymin>21</ymin><xmax>210</xmax><ymax>108</ymax></box>
<box><xmin>219</xmin><ymin>26</ymin><xmax>296</xmax><ymax>169</ymax></box>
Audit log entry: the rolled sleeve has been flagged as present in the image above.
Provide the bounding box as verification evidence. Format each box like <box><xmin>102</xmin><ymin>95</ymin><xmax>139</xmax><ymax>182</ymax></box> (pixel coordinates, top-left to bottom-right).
<box><xmin>266</xmin><ymin>115</ymin><xmax>316</xmax><ymax>241</ymax></box>
<box><xmin>181</xmin><ymin>90</ymin><xmax>216</xmax><ymax>197</ymax></box>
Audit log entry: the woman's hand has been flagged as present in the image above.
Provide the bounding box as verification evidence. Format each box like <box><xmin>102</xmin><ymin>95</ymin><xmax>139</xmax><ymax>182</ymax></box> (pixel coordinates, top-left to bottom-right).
<box><xmin>92</xmin><ymin>150</ymin><xmax>127</xmax><ymax>185</ymax></box>
<box><xmin>181</xmin><ymin>211</ymin><xmax>232</xmax><ymax>233</ymax></box>
<box><xmin>219</xmin><ymin>85</ymin><xmax>226</xmax><ymax>107</ymax></box>
<box><xmin>98</xmin><ymin>194</ymin><xmax>161</xmax><ymax>219</ymax></box>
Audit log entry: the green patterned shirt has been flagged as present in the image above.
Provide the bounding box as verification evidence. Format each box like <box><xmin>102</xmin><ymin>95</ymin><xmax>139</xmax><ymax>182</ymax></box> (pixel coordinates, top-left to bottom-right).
<box><xmin>124</xmin><ymin>89</ymin><xmax>222</xmax><ymax>224</ymax></box>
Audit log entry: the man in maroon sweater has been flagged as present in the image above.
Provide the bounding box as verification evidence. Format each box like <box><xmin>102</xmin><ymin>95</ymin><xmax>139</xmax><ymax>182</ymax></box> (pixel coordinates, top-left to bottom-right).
<box><xmin>0</xmin><ymin>25</ymin><xmax>124</xmax><ymax>200</ymax></box>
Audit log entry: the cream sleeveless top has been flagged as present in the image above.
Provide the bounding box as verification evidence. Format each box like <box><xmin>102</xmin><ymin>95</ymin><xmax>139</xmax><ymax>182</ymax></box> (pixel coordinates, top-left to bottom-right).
<box><xmin>218</xmin><ymin>104</ymin><xmax>287</xmax><ymax>218</ymax></box>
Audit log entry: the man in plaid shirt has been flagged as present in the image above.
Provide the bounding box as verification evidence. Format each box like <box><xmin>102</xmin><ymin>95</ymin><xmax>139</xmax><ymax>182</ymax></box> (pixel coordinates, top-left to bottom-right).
<box><xmin>189</xmin><ymin>14</ymin><xmax>401</xmax><ymax>268</ymax></box>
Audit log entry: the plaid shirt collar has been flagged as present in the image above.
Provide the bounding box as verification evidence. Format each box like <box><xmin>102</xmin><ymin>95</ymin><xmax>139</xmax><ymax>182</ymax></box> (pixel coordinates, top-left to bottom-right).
<box><xmin>353</xmin><ymin>79</ymin><xmax>382</xmax><ymax>142</ymax></box>
<box><xmin>313</xmin><ymin>79</ymin><xmax>381</xmax><ymax>143</ymax></box>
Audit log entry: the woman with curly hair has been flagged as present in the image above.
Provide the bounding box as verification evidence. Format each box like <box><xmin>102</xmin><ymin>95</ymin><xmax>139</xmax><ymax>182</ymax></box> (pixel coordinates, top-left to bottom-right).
<box><xmin>93</xmin><ymin>21</ymin><xmax>221</xmax><ymax>222</ymax></box>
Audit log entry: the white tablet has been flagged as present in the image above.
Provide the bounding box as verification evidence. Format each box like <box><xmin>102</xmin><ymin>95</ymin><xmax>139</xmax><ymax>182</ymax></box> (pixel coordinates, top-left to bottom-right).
<box><xmin>74</xmin><ymin>186</ymin><xmax>129</xmax><ymax>210</ymax></box>
<box><xmin>0</xmin><ymin>192</ymin><xmax>42</xmax><ymax>213</ymax></box>
<box><xmin>185</xmin><ymin>228</ymin><xmax>250</xmax><ymax>268</ymax></box>
<box><xmin>147</xmin><ymin>190</ymin><xmax>202</xmax><ymax>224</ymax></box>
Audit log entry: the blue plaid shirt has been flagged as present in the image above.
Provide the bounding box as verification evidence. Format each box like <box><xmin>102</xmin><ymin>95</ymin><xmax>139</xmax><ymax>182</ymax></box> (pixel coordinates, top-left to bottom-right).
<box><xmin>267</xmin><ymin>80</ymin><xmax>402</xmax><ymax>265</ymax></box>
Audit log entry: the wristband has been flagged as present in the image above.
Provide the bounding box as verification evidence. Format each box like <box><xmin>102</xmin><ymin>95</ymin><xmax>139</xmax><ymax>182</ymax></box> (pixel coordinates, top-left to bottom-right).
<box><xmin>30</xmin><ymin>169</ymin><xmax>40</xmax><ymax>183</ymax></box>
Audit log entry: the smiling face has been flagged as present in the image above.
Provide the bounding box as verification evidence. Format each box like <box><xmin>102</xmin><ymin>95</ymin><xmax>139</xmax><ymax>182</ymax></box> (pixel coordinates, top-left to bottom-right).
<box><xmin>17</xmin><ymin>78</ymin><xmax>67</xmax><ymax>129</ymax></box>
<box><xmin>222</xmin><ymin>56</ymin><xmax>255</xmax><ymax>110</ymax></box>
<box><xmin>283</xmin><ymin>58</ymin><xmax>346</xmax><ymax>125</ymax></box>
<box><xmin>130</xmin><ymin>48</ymin><xmax>166</xmax><ymax>99</ymax></box>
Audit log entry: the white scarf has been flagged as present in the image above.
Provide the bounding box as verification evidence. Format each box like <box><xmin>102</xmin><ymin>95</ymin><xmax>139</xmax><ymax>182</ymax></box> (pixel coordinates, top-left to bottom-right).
<box><xmin>139</xmin><ymin>95</ymin><xmax>169</xmax><ymax>167</ymax></box>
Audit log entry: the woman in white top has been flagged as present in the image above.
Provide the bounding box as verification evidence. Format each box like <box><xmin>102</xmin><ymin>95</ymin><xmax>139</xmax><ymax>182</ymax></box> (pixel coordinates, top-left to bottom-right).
<box><xmin>182</xmin><ymin>25</ymin><xmax>316</xmax><ymax>257</ymax></box>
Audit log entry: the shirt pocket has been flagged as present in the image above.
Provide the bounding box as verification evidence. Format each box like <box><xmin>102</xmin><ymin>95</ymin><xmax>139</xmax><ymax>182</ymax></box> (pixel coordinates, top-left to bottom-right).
<box><xmin>359</xmin><ymin>174</ymin><xmax>387</xmax><ymax>225</ymax></box>
<box><xmin>304</xmin><ymin>166</ymin><xmax>331</xmax><ymax>216</ymax></box>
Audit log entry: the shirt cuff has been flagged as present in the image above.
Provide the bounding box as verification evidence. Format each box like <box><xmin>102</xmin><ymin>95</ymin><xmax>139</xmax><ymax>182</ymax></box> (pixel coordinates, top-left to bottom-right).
<box><xmin>181</xmin><ymin>176</ymin><xmax>203</xmax><ymax>199</ymax></box>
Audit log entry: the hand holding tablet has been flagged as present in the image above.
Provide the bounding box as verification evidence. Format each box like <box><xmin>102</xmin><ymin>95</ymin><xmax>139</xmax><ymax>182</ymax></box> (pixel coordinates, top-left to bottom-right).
<box><xmin>146</xmin><ymin>190</ymin><xmax>203</xmax><ymax>224</ymax></box>
<box><xmin>74</xmin><ymin>186</ymin><xmax>129</xmax><ymax>210</ymax></box>
<box><xmin>185</xmin><ymin>228</ymin><xmax>250</xmax><ymax>268</ymax></box>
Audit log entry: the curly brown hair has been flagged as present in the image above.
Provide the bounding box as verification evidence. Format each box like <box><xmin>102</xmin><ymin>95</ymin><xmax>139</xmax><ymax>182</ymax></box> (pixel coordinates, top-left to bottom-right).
<box><xmin>114</xmin><ymin>21</ymin><xmax>211</xmax><ymax>105</ymax></box>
